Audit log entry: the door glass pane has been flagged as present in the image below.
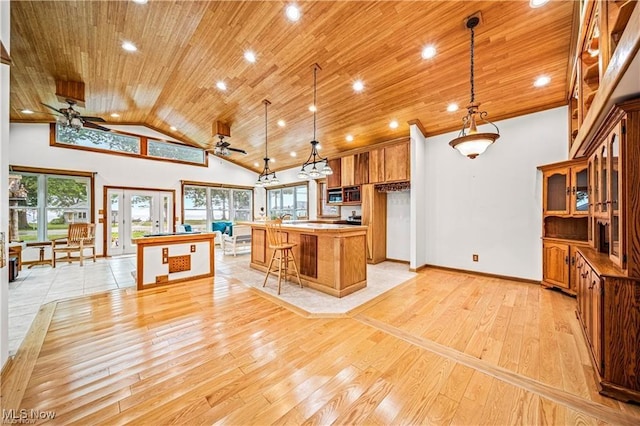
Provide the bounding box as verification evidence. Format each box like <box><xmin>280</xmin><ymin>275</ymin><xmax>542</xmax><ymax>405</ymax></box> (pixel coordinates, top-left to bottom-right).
<box><xmin>110</xmin><ymin>194</ymin><xmax>120</xmax><ymax>249</ymax></box>
<box><xmin>295</xmin><ymin>186</ymin><xmax>308</xmax><ymax>219</ymax></box>
<box><xmin>161</xmin><ymin>195</ymin><xmax>170</xmax><ymax>233</ymax></box>
<box><xmin>282</xmin><ymin>187</ymin><xmax>295</xmax><ymax>218</ymax></box>
<box><xmin>131</xmin><ymin>195</ymin><xmax>154</xmax><ymax>238</ymax></box>
<box><xmin>594</xmin><ymin>155</ymin><xmax>599</xmax><ymax>212</ymax></box>
<box><xmin>268</xmin><ymin>189</ymin><xmax>281</xmax><ymax>218</ymax></box>
<box><xmin>601</xmin><ymin>146</ymin><xmax>608</xmax><ymax>213</ymax></box>
<box><xmin>575</xmin><ymin>168</ymin><xmax>588</xmax><ymax>211</ymax></box>
<box><xmin>547</xmin><ymin>173</ymin><xmax>567</xmax><ymax>211</ymax></box>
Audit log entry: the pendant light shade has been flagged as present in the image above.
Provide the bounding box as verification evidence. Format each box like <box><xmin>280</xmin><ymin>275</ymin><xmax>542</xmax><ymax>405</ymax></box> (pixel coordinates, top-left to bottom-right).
<box><xmin>298</xmin><ymin>64</ymin><xmax>333</xmax><ymax>179</ymax></box>
<box><xmin>449</xmin><ymin>14</ymin><xmax>500</xmax><ymax>159</ymax></box>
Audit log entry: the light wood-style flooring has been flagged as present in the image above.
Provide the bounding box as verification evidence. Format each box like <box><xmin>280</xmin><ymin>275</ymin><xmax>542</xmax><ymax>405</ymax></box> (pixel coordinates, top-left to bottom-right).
<box><xmin>2</xmin><ymin>268</ymin><xmax>640</xmax><ymax>424</ymax></box>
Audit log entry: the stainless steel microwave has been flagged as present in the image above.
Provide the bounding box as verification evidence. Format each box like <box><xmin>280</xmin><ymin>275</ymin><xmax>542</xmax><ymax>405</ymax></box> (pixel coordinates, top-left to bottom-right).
<box><xmin>328</xmin><ymin>192</ymin><xmax>343</xmax><ymax>203</ymax></box>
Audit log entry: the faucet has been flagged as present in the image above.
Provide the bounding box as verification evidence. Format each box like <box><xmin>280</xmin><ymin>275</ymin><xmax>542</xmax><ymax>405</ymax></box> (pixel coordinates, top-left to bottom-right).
<box><xmin>279</xmin><ymin>213</ymin><xmax>292</xmax><ymax>220</ymax></box>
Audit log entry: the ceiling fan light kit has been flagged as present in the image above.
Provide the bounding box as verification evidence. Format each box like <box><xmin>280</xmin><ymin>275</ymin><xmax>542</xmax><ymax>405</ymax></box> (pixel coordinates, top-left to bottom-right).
<box><xmin>255</xmin><ymin>99</ymin><xmax>279</xmax><ymax>187</ymax></box>
<box><xmin>298</xmin><ymin>63</ymin><xmax>333</xmax><ymax>179</ymax></box>
<box><xmin>449</xmin><ymin>12</ymin><xmax>500</xmax><ymax>159</ymax></box>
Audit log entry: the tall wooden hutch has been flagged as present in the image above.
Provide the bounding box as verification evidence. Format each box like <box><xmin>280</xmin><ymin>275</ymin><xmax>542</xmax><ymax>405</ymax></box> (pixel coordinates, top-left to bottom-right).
<box><xmin>540</xmin><ymin>0</ymin><xmax>639</xmax><ymax>403</ymax></box>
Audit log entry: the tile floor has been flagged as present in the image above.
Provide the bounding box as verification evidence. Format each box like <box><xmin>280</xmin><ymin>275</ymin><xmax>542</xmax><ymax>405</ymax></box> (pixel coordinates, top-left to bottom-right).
<box><xmin>8</xmin><ymin>250</ymin><xmax>415</xmax><ymax>355</ymax></box>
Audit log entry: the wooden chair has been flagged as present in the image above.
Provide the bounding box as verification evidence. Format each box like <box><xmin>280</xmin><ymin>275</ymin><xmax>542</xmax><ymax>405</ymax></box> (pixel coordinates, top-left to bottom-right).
<box><xmin>51</xmin><ymin>223</ymin><xmax>96</xmax><ymax>267</ymax></box>
<box><xmin>263</xmin><ymin>219</ymin><xmax>302</xmax><ymax>295</ymax></box>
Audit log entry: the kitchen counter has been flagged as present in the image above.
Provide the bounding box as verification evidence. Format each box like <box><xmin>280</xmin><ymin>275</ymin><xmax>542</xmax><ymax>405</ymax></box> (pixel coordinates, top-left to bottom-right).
<box><xmin>245</xmin><ymin>221</ymin><xmax>367</xmax><ymax>297</ymax></box>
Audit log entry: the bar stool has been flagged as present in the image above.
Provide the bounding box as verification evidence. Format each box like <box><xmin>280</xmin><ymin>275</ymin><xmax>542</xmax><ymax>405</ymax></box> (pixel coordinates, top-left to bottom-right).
<box><xmin>263</xmin><ymin>219</ymin><xmax>302</xmax><ymax>295</ymax></box>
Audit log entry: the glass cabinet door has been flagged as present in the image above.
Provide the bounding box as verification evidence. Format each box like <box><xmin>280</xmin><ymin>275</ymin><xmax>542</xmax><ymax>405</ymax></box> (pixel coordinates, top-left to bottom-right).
<box><xmin>545</xmin><ymin>170</ymin><xmax>569</xmax><ymax>214</ymax></box>
<box><xmin>610</xmin><ymin>123</ymin><xmax>623</xmax><ymax>264</ymax></box>
<box><xmin>600</xmin><ymin>145</ymin><xmax>608</xmax><ymax>214</ymax></box>
<box><xmin>571</xmin><ymin>165</ymin><xmax>589</xmax><ymax>214</ymax></box>
<box><xmin>593</xmin><ymin>153</ymin><xmax>600</xmax><ymax>215</ymax></box>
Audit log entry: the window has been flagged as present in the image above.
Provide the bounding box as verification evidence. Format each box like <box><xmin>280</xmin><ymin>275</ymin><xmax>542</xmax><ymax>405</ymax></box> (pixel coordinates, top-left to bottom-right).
<box><xmin>267</xmin><ymin>183</ymin><xmax>309</xmax><ymax>219</ymax></box>
<box><xmin>56</xmin><ymin>124</ymin><xmax>140</xmax><ymax>154</ymax></box>
<box><xmin>52</xmin><ymin>124</ymin><xmax>207</xmax><ymax>166</ymax></box>
<box><xmin>182</xmin><ymin>183</ymin><xmax>253</xmax><ymax>231</ymax></box>
<box><xmin>147</xmin><ymin>139</ymin><xmax>205</xmax><ymax>164</ymax></box>
<box><xmin>8</xmin><ymin>168</ymin><xmax>93</xmax><ymax>242</ymax></box>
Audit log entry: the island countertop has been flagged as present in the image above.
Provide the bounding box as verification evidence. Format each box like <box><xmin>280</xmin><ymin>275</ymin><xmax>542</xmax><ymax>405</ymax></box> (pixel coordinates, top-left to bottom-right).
<box><xmin>245</xmin><ymin>221</ymin><xmax>367</xmax><ymax>297</ymax></box>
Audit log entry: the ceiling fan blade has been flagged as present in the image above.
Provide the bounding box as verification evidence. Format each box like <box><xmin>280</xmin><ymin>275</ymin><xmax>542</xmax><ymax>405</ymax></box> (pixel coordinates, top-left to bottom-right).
<box><xmin>83</xmin><ymin>121</ymin><xmax>111</xmax><ymax>132</ymax></box>
<box><xmin>227</xmin><ymin>147</ymin><xmax>247</xmax><ymax>155</ymax></box>
<box><xmin>41</xmin><ymin>103</ymin><xmax>64</xmax><ymax>114</ymax></box>
<box><xmin>80</xmin><ymin>115</ymin><xmax>106</xmax><ymax>122</ymax></box>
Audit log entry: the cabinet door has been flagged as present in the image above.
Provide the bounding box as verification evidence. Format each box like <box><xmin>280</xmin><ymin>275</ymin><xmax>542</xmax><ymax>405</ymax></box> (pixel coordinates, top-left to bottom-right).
<box><xmin>543</xmin><ymin>168</ymin><xmax>570</xmax><ymax>215</ymax></box>
<box><xmin>575</xmin><ymin>254</ymin><xmax>587</xmax><ymax>319</ymax></box>
<box><xmin>543</xmin><ymin>241</ymin><xmax>570</xmax><ymax>288</ymax></box>
<box><xmin>384</xmin><ymin>143</ymin><xmax>409</xmax><ymax>182</ymax></box>
<box><xmin>609</xmin><ymin>123</ymin><xmax>624</xmax><ymax>266</ymax></box>
<box><xmin>570</xmin><ymin>165</ymin><xmax>589</xmax><ymax>215</ymax></box>
<box><xmin>354</xmin><ymin>152</ymin><xmax>369</xmax><ymax>185</ymax></box>
<box><xmin>369</xmin><ymin>148</ymin><xmax>385</xmax><ymax>184</ymax></box>
<box><xmin>341</xmin><ymin>155</ymin><xmax>355</xmax><ymax>186</ymax></box>
<box><xmin>600</xmin><ymin>144</ymin><xmax>609</xmax><ymax>216</ymax></box>
<box><xmin>326</xmin><ymin>159</ymin><xmax>342</xmax><ymax>188</ymax></box>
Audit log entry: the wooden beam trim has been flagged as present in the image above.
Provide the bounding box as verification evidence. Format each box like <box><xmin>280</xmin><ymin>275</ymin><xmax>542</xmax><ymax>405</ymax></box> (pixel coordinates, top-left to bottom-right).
<box><xmin>407</xmin><ymin>119</ymin><xmax>427</xmax><ymax>138</ymax></box>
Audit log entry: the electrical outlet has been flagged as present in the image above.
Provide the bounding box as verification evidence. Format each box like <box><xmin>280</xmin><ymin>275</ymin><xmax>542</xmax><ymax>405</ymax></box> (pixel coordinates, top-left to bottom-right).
<box><xmin>473</xmin><ymin>254</ymin><xmax>479</xmax><ymax>262</ymax></box>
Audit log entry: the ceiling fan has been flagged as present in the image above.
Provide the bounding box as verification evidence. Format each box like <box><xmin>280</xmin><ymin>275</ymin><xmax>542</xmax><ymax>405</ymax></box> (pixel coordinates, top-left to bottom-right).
<box><xmin>207</xmin><ymin>135</ymin><xmax>247</xmax><ymax>156</ymax></box>
<box><xmin>41</xmin><ymin>99</ymin><xmax>110</xmax><ymax>132</ymax></box>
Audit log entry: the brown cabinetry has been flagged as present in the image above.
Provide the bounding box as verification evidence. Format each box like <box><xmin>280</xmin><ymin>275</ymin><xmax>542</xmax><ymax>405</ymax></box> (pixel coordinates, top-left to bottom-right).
<box><xmin>575</xmin><ymin>248</ymin><xmax>640</xmax><ymax>402</ymax></box>
<box><xmin>539</xmin><ymin>160</ymin><xmax>590</xmax><ymax>295</ymax></box>
<box><xmin>384</xmin><ymin>142</ymin><xmax>410</xmax><ymax>182</ymax></box>
<box><xmin>354</xmin><ymin>152</ymin><xmax>369</xmax><ymax>185</ymax></box>
<box><xmin>369</xmin><ymin>147</ymin><xmax>385</xmax><ymax>184</ymax></box>
<box><xmin>340</xmin><ymin>155</ymin><xmax>355</xmax><ymax>187</ymax></box>
<box><xmin>361</xmin><ymin>184</ymin><xmax>387</xmax><ymax>264</ymax></box>
<box><xmin>326</xmin><ymin>159</ymin><xmax>341</xmax><ymax>189</ymax></box>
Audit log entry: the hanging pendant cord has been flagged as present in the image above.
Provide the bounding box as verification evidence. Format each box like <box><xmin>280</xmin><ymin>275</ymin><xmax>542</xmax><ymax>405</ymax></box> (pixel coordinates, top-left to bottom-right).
<box><xmin>313</xmin><ymin>65</ymin><xmax>317</xmax><ymax>141</ymax></box>
<box><xmin>264</xmin><ymin>101</ymin><xmax>268</xmax><ymax>158</ymax></box>
<box><xmin>469</xmin><ymin>24</ymin><xmax>475</xmax><ymax>104</ymax></box>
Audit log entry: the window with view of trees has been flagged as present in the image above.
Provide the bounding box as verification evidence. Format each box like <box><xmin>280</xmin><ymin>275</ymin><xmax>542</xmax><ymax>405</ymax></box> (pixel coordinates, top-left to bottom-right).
<box><xmin>183</xmin><ymin>184</ymin><xmax>253</xmax><ymax>231</ymax></box>
<box><xmin>266</xmin><ymin>183</ymin><xmax>308</xmax><ymax>219</ymax></box>
<box><xmin>53</xmin><ymin>124</ymin><xmax>207</xmax><ymax>165</ymax></box>
<box><xmin>8</xmin><ymin>169</ymin><xmax>93</xmax><ymax>242</ymax></box>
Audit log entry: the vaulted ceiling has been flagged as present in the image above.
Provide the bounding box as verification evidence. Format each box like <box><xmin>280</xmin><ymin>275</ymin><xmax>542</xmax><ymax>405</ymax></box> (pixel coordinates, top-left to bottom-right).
<box><xmin>9</xmin><ymin>0</ymin><xmax>575</xmax><ymax>172</ymax></box>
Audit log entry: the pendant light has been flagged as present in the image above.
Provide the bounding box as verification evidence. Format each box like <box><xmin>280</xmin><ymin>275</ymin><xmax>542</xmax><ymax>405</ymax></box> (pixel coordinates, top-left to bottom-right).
<box><xmin>449</xmin><ymin>13</ymin><xmax>500</xmax><ymax>159</ymax></box>
<box><xmin>298</xmin><ymin>63</ymin><xmax>333</xmax><ymax>179</ymax></box>
<box><xmin>255</xmin><ymin>99</ymin><xmax>279</xmax><ymax>187</ymax></box>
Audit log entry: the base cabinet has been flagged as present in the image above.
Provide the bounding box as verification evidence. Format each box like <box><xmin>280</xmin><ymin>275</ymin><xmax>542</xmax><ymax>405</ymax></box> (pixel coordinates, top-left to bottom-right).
<box><xmin>576</xmin><ymin>248</ymin><xmax>640</xmax><ymax>403</ymax></box>
<box><xmin>542</xmin><ymin>240</ymin><xmax>587</xmax><ymax>295</ymax></box>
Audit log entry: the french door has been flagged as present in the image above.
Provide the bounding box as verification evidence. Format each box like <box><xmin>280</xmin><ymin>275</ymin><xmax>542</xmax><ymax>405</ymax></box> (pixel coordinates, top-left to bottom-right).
<box><xmin>107</xmin><ymin>188</ymin><xmax>174</xmax><ymax>256</ymax></box>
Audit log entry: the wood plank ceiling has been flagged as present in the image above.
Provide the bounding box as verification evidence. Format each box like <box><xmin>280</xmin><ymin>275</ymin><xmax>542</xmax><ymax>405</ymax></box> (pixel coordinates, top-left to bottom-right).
<box><xmin>9</xmin><ymin>0</ymin><xmax>575</xmax><ymax>172</ymax></box>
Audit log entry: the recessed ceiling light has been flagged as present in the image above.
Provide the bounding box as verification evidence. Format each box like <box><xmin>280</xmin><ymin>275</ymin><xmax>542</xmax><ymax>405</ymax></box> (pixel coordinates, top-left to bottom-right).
<box><xmin>309</xmin><ymin>104</ymin><xmax>317</xmax><ymax>112</ymax></box>
<box><xmin>529</xmin><ymin>0</ymin><xmax>550</xmax><ymax>8</ymax></box>
<box><xmin>132</xmin><ymin>0</ymin><xmax>148</xmax><ymax>4</ymax></box>
<box><xmin>353</xmin><ymin>80</ymin><xmax>364</xmax><ymax>92</ymax></box>
<box><xmin>244</xmin><ymin>51</ymin><xmax>256</xmax><ymax>63</ymax></box>
<box><xmin>216</xmin><ymin>81</ymin><xmax>227</xmax><ymax>91</ymax></box>
<box><xmin>21</xmin><ymin>109</ymin><xmax>34</xmax><ymax>114</ymax></box>
<box><xmin>389</xmin><ymin>120</ymin><xmax>399</xmax><ymax>129</ymax></box>
<box><xmin>121</xmin><ymin>41</ymin><xmax>137</xmax><ymax>52</ymax></box>
<box><xmin>446</xmin><ymin>103</ymin><xmax>459</xmax><ymax>112</ymax></box>
<box><xmin>421</xmin><ymin>45</ymin><xmax>437</xmax><ymax>59</ymax></box>
<box><xmin>534</xmin><ymin>75</ymin><xmax>551</xmax><ymax>87</ymax></box>
<box><xmin>110</xmin><ymin>113</ymin><xmax>120</xmax><ymax>118</ymax></box>
<box><xmin>254</xmin><ymin>162</ymin><xmax>260</xmax><ymax>167</ymax></box>
<box><xmin>269</xmin><ymin>158</ymin><xmax>276</xmax><ymax>163</ymax></box>
<box><xmin>277</xmin><ymin>119</ymin><xmax>286</xmax><ymax>127</ymax></box>
<box><xmin>285</xmin><ymin>5</ymin><xmax>301</xmax><ymax>22</ymax></box>
<box><xmin>290</xmin><ymin>152</ymin><xmax>297</xmax><ymax>157</ymax></box>
<box><xmin>316</xmin><ymin>144</ymin><xmax>322</xmax><ymax>150</ymax></box>
<box><xmin>346</xmin><ymin>134</ymin><xmax>354</xmax><ymax>142</ymax></box>
<box><xmin>170</xmin><ymin>126</ymin><xmax>177</xmax><ymax>131</ymax></box>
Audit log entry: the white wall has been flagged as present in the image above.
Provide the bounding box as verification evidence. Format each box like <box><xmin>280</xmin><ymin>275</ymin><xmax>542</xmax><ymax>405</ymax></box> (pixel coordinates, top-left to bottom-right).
<box><xmin>410</xmin><ymin>124</ymin><xmax>427</xmax><ymax>269</ymax></box>
<box><xmin>9</xmin><ymin>123</ymin><xmax>257</xmax><ymax>258</ymax></box>
<box><xmin>387</xmin><ymin>191</ymin><xmax>410</xmax><ymax>261</ymax></box>
<box><xmin>423</xmin><ymin>106</ymin><xmax>569</xmax><ymax>280</ymax></box>
<box><xmin>0</xmin><ymin>0</ymin><xmax>10</xmax><ymax>368</ymax></box>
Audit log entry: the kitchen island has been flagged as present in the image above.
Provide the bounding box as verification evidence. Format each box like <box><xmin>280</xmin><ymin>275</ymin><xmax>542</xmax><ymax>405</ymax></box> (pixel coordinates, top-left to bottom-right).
<box><xmin>133</xmin><ymin>232</ymin><xmax>215</xmax><ymax>290</ymax></box>
<box><xmin>247</xmin><ymin>222</ymin><xmax>368</xmax><ymax>297</ymax></box>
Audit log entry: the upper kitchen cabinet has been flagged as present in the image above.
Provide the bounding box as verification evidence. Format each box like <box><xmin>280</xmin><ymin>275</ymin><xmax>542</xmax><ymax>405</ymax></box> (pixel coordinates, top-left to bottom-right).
<box><xmin>384</xmin><ymin>142</ymin><xmax>410</xmax><ymax>182</ymax></box>
<box><xmin>326</xmin><ymin>159</ymin><xmax>342</xmax><ymax>189</ymax></box>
